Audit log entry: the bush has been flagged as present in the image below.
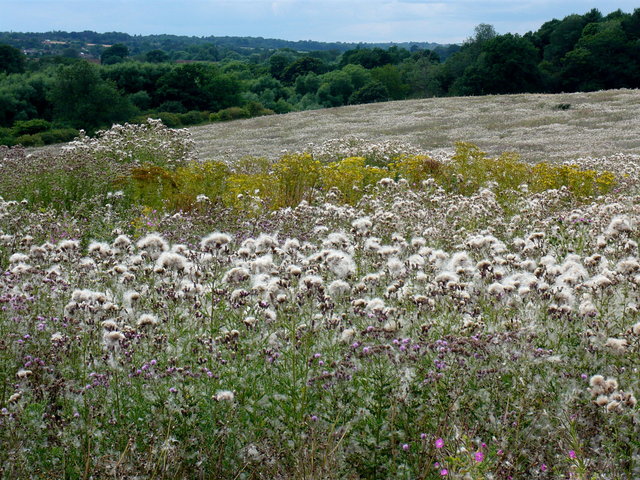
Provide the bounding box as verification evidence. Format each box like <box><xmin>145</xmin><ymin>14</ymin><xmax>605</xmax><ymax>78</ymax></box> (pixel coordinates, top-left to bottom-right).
<box><xmin>212</xmin><ymin>107</ymin><xmax>249</xmax><ymax>122</ymax></box>
<box><xmin>320</xmin><ymin>156</ymin><xmax>387</xmax><ymax>204</ymax></box>
<box><xmin>178</xmin><ymin>110</ymin><xmax>208</xmax><ymax>126</ymax></box>
<box><xmin>15</xmin><ymin>133</ymin><xmax>44</xmax><ymax>147</ymax></box>
<box><xmin>245</xmin><ymin>101</ymin><xmax>274</xmax><ymax>117</ymax></box>
<box><xmin>0</xmin><ymin>135</ymin><xmax>15</xmax><ymax>146</ymax></box>
<box><xmin>157</xmin><ymin>101</ymin><xmax>187</xmax><ymax>113</ymax></box>
<box><xmin>11</xmin><ymin>119</ymin><xmax>52</xmax><ymax>136</ymax></box>
<box><xmin>153</xmin><ymin>112</ymin><xmax>183</xmax><ymax>128</ymax></box>
<box><xmin>39</xmin><ymin>128</ymin><xmax>79</xmax><ymax>145</ymax></box>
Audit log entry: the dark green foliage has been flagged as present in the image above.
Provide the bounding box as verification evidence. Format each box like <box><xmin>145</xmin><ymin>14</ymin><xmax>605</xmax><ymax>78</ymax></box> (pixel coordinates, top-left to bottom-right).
<box><xmin>11</xmin><ymin>118</ymin><xmax>51</xmax><ymax>135</ymax></box>
<box><xmin>349</xmin><ymin>81</ymin><xmax>389</xmax><ymax>104</ymax></box>
<box><xmin>455</xmin><ymin>34</ymin><xmax>542</xmax><ymax>95</ymax></box>
<box><xmin>281</xmin><ymin>56</ymin><xmax>326</xmax><ymax>83</ymax></box>
<box><xmin>39</xmin><ymin>127</ymin><xmax>79</xmax><ymax>144</ymax></box>
<box><xmin>146</xmin><ymin>49</ymin><xmax>170</xmax><ymax>63</ymax></box>
<box><xmin>49</xmin><ymin>61</ymin><xmax>135</xmax><ymax>130</ymax></box>
<box><xmin>340</xmin><ymin>47</ymin><xmax>393</xmax><ymax>68</ymax></box>
<box><xmin>100</xmin><ymin>43</ymin><xmax>129</xmax><ymax>65</ymax></box>
<box><xmin>157</xmin><ymin>63</ymin><xmax>241</xmax><ymax>112</ymax></box>
<box><xmin>0</xmin><ymin>44</ymin><xmax>25</xmax><ymax>74</ymax></box>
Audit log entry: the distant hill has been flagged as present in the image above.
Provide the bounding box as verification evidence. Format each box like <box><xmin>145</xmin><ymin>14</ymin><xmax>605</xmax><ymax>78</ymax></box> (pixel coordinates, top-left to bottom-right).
<box><xmin>0</xmin><ymin>30</ymin><xmax>457</xmax><ymax>58</ymax></box>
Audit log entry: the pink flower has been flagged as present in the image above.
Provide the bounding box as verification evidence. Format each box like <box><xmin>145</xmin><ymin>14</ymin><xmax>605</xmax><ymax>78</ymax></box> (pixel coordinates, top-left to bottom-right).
<box><xmin>435</xmin><ymin>437</ymin><xmax>444</xmax><ymax>449</ymax></box>
<box><xmin>474</xmin><ymin>451</ymin><xmax>484</xmax><ymax>462</ymax></box>
<box><xmin>568</xmin><ymin>450</ymin><xmax>576</xmax><ymax>459</ymax></box>
<box><xmin>440</xmin><ymin>468</ymin><xmax>448</xmax><ymax>476</ymax></box>
<box><xmin>541</xmin><ymin>464</ymin><xmax>548</xmax><ymax>472</ymax></box>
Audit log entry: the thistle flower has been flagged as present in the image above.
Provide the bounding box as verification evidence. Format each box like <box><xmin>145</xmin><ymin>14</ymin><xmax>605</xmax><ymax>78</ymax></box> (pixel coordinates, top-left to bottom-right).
<box><xmin>200</xmin><ymin>232</ymin><xmax>232</xmax><ymax>251</ymax></box>
<box><xmin>137</xmin><ymin>314</ymin><xmax>159</xmax><ymax>327</ymax></box>
<box><xmin>136</xmin><ymin>233</ymin><xmax>169</xmax><ymax>258</ymax></box>
<box><xmin>103</xmin><ymin>330</ymin><xmax>124</xmax><ymax>347</ymax></box>
<box><xmin>16</xmin><ymin>369</ymin><xmax>32</xmax><ymax>379</ymax></box>
<box><xmin>340</xmin><ymin>328</ymin><xmax>356</xmax><ymax>343</ymax></box>
<box><xmin>156</xmin><ymin>252</ymin><xmax>190</xmax><ymax>272</ymax></box>
<box><xmin>604</xmin><ymin>338</ymin><xmax>628</xmax><ymax>354</ymax></box>
<box><xmin>213</xmin><ymin>390</ymin><xmax>235</xmax><ymax>402</ymax></box>
<box><xmin>328</xmin><ymin>279</ymin><xmax>351</xmax><ymax>298</ymax></box>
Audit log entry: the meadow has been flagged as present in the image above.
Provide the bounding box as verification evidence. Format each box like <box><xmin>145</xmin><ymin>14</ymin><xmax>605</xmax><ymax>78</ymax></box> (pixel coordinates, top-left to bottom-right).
<box><xmin>2</xmin><ymin>90</ymin><xmax>640</xmax><ymax>479</ymax></box>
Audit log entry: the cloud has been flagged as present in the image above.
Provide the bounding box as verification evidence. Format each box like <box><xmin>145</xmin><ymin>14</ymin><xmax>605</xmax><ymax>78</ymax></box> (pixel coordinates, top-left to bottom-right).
<box><xmin>0</xmin><ymin>0</ymin><xmax>638</xmax><ymax>42</ymax></box>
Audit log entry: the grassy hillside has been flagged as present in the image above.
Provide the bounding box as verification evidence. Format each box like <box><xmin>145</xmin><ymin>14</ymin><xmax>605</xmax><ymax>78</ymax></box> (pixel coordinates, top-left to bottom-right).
<box><xmin>191</xmin><ymin>88</ymin><xmax>640</xmax><ymax>163</ymax></box>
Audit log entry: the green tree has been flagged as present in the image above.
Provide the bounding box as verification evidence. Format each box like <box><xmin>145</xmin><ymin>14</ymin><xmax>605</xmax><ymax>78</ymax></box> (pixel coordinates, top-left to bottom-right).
<box><xmin>544</xmin><ymin>14</ymin><xmax>588</xmax><ymax>65</ymax></box>
<box><xmin>371</xmin><ymin>64</ymin><xmax>409</xmax><ymax>100</ymax></box>
<box><xmin>562</xmin><ymin>20</ymin><xmax>638</xmax><ymax>90</ymax></box>
<box><xmin>281</xmin><ymin>57</ymin><xmax>326</xmax><ymax>84</ymax></box>
<box><xmin>269</xmin><ymin>51</ymin><xmax>295</xmax><ymax>80</ymax></box>
<box><xmin>0</xmin><ymin>44</ymin><xmax>26</xmax><ymax>74</ymax></box>
<box><xmin>453</xmin><ymin>34</ymin><xmax>541</xmax><ymax>95</ymax></box>
<box><xmin>145</xmin><ymin>49</ymin><xmax>169</xmax><ymax>63</ymax></box>
<box><xmin>49</xmin><ymin>61</ymin><xmax>134</xmax><ymax>129</ymax></box>
<box><xmin>100</xmin><ymin>43</ymin><xmax>129</xmax><ymax>65</ymax></box>
<box><xmin>340</xmin><ymin>47</ymin><xmax>393</xmax><ymax>69</ymax></box>
<box><xmin>348</xmin><ymin>81</ymin><xmax>389</xmax><ymax>104</ymax></box>
<box><xmin>157</xmin><ymin>63</ymin><xmax>241</xmax><ymax>111</ymax></box>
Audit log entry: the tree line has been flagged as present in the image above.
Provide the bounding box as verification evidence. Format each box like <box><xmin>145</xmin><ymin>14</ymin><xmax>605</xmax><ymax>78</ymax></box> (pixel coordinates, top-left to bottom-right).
<box><xmin>1</xmin><ymin>7</ymin><xmax>639</xmax><ymax>147</ymax></box>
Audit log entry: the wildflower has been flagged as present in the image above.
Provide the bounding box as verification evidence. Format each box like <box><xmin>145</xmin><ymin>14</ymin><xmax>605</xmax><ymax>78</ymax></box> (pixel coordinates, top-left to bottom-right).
<box><xmin>137</xmin><ymin>314</ymin><xmax>159</xmax><ymax>327</ymax></box>
<box><xmin>541</xmin><ymin>464</ymin><xmax>548</xmax><ymax>472</ymax></box>
<box><xmin>200</xmin><ymin>232</ymin><xmax>232</xmax><ymax>251</ymax></box>
<box><xmin>435</xmin><ymin>438</ymin><xmax>444</xmax><ymax>449</ymax></box>
<box><xmin>214</xmin><ymin>390</ymin><xmax>235</xmax><ymax>402</ymax></box>
<box><xmin>402</xmin><ymin>443</ymin><xmax>409</xmax><ymax>451</ymax></box>
<box><xmin>223</xmin><ymin>267</ymin><xmax>250</xmax><ymax>284</ymax></box>
<box><xmin>440</xmin><ymin>469</ymin><xmax>448</xmax><ymax>476</ymax></box>
<box><xmin>16</xmin><ymin>369</ymin><xmax>32</xmax><ymax>379</ymax></box>
<box><xmin>103</xmin><ymin>330</ymin><xmax>124</xmax><ymax>347</ymax></box>
<box><xmin>604</xmin><ymin>337</ymin><xmax>628</xmax><ymax>354</ymax></box>
<box><xmin>50</xmin><ymin>332</ymin><xmax>64</xmax><ymax>342</ymax></box>
<box><xmin>328</xmin><ymin>279</ymin><xmax>351</xmax><ymax>298</ymax></box>
<box><xmin>568</xmin><ymin>450</ymin><xmax>576</xmax><ymax>459</ymax></box>
<box><xmin>8</xmin><ymin>392</ymin><xmax>21</xmax><ymax>403</ymax></box>
<box><xmin>156</xmin><ymin>252</ymin><xmax>189</xmax><ymax>272</ymax></box>
<box><xmin>474</xmin><ymin>451</ymin><xmax>484</xmax><ymax>462</ymax></box>
<box><xmin>340</xmin><ymin>328</ymin><xmax>356</xmax><ymax>343</ymax></box>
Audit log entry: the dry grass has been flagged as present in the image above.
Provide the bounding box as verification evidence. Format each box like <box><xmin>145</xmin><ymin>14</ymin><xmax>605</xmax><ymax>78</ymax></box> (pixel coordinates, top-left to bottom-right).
<box><xmin>190</xmin><ymin>89</ymin><xmax>640</xmax><ymax>163</ymax></box>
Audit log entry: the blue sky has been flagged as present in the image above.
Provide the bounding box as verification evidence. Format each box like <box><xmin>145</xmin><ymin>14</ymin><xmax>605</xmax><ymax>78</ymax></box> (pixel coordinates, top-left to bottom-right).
<box><xmin>1</xmin><ymin>1</ymin><xmax>638</xmax><ymax>44</ymax></box>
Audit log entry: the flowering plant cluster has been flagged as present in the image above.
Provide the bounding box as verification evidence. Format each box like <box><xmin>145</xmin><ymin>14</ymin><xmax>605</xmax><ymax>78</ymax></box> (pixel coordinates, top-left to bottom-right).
<box><xmin>1</xmin><ymin>122</ymin><xmax>640</xmax><ymax>478</ymax></box>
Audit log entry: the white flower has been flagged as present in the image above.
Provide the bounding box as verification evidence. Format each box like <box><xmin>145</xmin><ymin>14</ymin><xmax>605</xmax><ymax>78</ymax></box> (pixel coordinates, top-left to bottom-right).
<box><xmin>200</xmin><ymin>232</ymin><xmax>232</xmax><ymax>251</ymax></box>
<box><xmin>213</xmin><ymin>390</ymin><xmax>235</xmax><ymax>402</ymax></box>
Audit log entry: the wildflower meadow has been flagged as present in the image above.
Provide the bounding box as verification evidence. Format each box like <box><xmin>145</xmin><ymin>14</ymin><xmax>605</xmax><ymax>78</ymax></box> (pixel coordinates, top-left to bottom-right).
<box><xmin>2</xmin><ymin>117</ymin><xmax>640</xmax><ymax>479</ymax></box>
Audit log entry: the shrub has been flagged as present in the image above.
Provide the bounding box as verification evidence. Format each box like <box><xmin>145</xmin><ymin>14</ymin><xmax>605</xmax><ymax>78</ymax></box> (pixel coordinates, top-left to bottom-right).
<box><xmin>67</xmin><ymin>119</ymin><xmax>195</xmax><ymax>169</ymax></box>
<box><xmin>390</xmin><ymin>154</ymin><xmax>443</xmax><ymax>186</ymax></box>
<box><xmin>14</xmin><ymin>133</ymin><xmax>44</xmax><ymax>147</ymax></box>
<box><xmin>320</xmin><ymin>156</ymin><xmax>387</xmax><ymax>204</ymax></box>
<box><xmin>178</xmin><ymin>110</ymin><xmax>209</xmax><ymax>126</ymax></box>
<box><xmin>212</xmin><ymin>107</ymin><xmax>250</xmax><ymax>122</ymax></box>
<box><xmin>11</xmin><ymin>118</ymin><xmax>52</xmax><ymax>136</ymax></box>
<box><xmin>153</xmin><ymin>112</ymin><xmax>183</xmax><ymax>128</ymax></box>
<box><xmin>271</xmin><ymin>153</ymin><xmax>322</xmax><ymax>208</ymax></box>
<box><xmin>124</xmin><ymin>164</ymin><xmax>180</xmax><ymax>211</ymax></box>
<box><xmin>174</xmin><ymin>160</ymin><xmax>230</xmax><ymax>208</ymax></box>
<box><xmin>39</xmin><ymin>128</ymin><xmax>79</xmax><ymax>145</ymax></box>
<box><xmin>0</xmin><ymin>144</ymin><xmax>129</xmax><ymax>211</ymax></box>
<box><xmin>245</xmin><ymin>101</ymin><xmax>274</xmax><ymax>117</ymax></box>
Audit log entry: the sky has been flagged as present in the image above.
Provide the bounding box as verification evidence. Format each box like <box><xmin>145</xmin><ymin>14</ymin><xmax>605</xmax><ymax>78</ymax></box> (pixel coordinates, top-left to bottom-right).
<box><xmin>1</xmin><ymin>0</ymin><xmax>638</xmax><ymax>44</ymax></box>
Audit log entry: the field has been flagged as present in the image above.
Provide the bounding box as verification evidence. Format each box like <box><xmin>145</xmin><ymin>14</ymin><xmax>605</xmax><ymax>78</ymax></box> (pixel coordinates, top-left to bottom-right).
<box><xmin>190</xmin><ymin>89</ymin><xmax>640</xmax><ymax>163</ymax></box>
<box><xmin>2</xmin><ymin>90</ymin><xmax>640</xmax><ymax>479</ymax></box>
